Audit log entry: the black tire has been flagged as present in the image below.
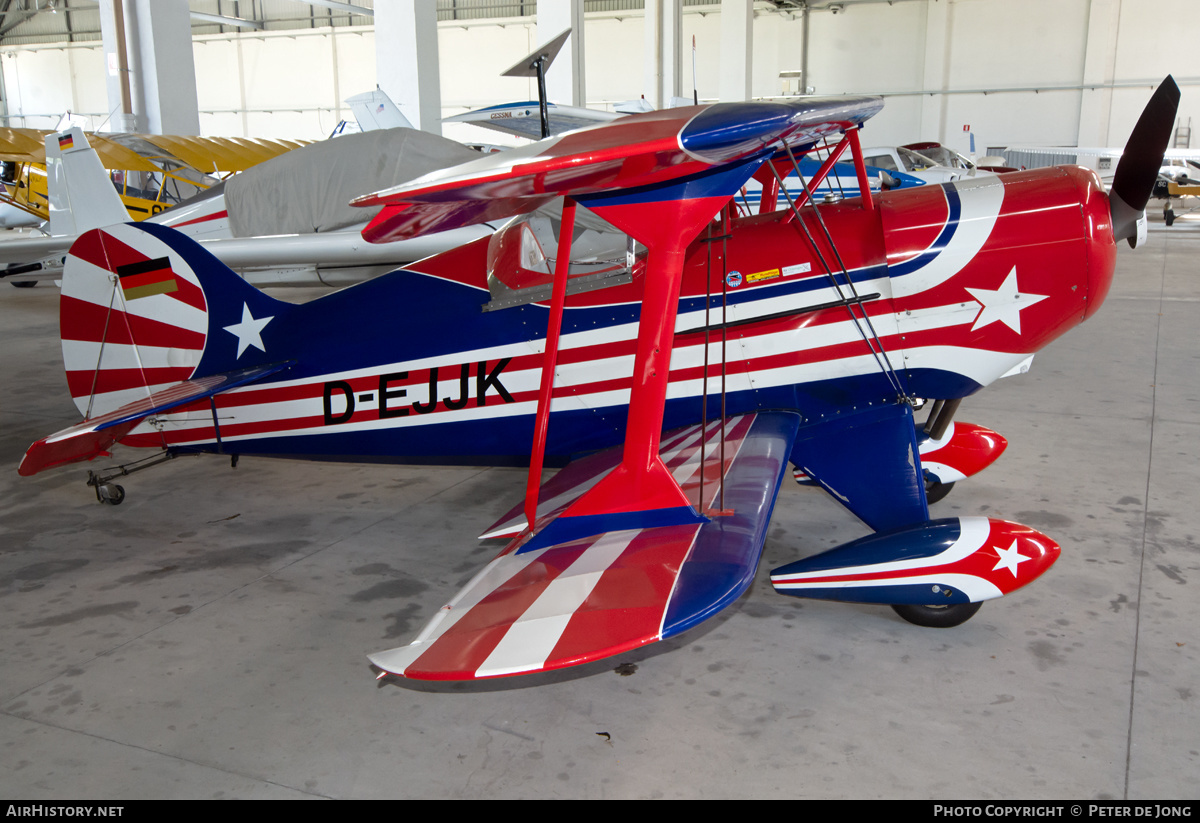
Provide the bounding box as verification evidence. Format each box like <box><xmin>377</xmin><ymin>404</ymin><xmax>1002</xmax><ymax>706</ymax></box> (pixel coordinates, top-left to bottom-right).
<box><xmin>10</xmin><ymin>280</ymin><xmax>35</xmax><ymax>288</ymax></box>
<box><xmin>1165</xmin><ymin>208</ymin><xmax>1176</xmax><ymax>226</ymax></box>
<box><xmin>925</xmin><ymin>480</ymin><xmax>955</xmax><ymax>505</ymax></box>
<box><xmin>891</xmin><ymin>601</ymin><xmax>981</xmax><ymax>628</ymax></box>
<box><xmin>102</xmin><ymin>484</ymin><xmax>125</xmax><ymax>505</ymax></box>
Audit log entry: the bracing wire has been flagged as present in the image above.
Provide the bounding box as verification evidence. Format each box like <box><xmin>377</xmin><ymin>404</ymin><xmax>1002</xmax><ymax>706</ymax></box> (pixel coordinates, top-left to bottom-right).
<box><xmin>770</xmin><ymin>140</ymin><xmax>908</xmax><ymax>400</ymax></box>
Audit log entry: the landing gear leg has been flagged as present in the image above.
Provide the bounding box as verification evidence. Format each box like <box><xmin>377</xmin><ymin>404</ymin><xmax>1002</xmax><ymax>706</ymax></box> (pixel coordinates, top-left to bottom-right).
<box><xmin>923</xmin><ymin>397</ymin><xmax>961</xmax><ymax>440</ymax></box>
<box><xmin>921</xmin><ymin>398</ymin><xmax>962</xmax><ymax>505</ymax></box>
<box><xmin>84</xmin><ymin>450</ymin><xmax>188</xmax><ymax>504</ymax></box>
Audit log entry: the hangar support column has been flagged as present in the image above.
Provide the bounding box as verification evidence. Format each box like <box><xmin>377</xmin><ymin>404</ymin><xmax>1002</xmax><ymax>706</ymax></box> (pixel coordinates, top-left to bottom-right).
<box><xmin>644</xmin><ymin>0</ymin><xmax>682</xmax><ymax>109</ymax></box>
<box><xmin>100</xmin><ymin>0</ymin><xmax>200</xmax><ymax>136</ymax></box>
<box><xmin>376</xmin><ymin>1</ymin><xmax>442</xmax><ymax>135</ymax></box>
<box><xmin>537</xmin><ymin>0</ymin><xmax>585</xmax><ymax>107</ymax></box>
<box><xmin>98</xmin><ymin>0</ymin><xmax>135</xmax><ymax>132</ymax></box>
<box><xmin>918</xmin><ymin>0</ymin><xmax>950</xmax><ymax>143</ymax></box>
<box><xmin>718</xmin><ymin>0</ymin><xmax>753</xmax><ymax>102</ymax></box>
<box><xmin>1077</xmin><ymin>0</ymin><xmax>1122</xmax><ymax>153</ymax></box>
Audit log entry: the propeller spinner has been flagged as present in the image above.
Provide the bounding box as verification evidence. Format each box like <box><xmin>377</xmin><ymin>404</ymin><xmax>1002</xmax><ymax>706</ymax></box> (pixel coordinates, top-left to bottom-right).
<box><xmin>1111</xmin><ymin>76</ymin><xmax>1181</xmax><ymax>247</ymax></box>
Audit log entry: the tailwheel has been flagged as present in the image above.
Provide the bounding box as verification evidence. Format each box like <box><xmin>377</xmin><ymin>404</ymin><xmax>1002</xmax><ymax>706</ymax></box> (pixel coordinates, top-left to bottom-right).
<box><xmin>925</xmin><ymin>479</ymin><xmax>955</xmax><ymax>505</ymax></box>
<box><xmin>891</xmin><ymin>601</ymin><xmax>981</xmax><ymax>628</ymax></box>
<box><xmin>97</xmin><ymin>483</ymin><xmax>125</xmax><ymax>505</ymax></box>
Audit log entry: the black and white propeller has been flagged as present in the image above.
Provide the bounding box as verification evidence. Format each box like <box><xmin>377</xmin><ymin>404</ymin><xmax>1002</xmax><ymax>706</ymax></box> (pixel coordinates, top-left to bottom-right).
<box><xmin>1110</xmin><ymin>76</ymin><xmax>1181</xmax><ymax>247</ymax></box>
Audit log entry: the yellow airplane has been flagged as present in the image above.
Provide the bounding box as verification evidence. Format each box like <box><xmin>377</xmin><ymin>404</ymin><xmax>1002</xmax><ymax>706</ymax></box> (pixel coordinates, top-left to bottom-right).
<box><xmin>0</xmin><ymin>127</ymin><xmax>308</xmax><ymax>227</ymax></box>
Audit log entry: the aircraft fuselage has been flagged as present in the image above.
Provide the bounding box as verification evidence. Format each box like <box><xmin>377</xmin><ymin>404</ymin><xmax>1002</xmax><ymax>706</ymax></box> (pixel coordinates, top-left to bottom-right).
<box><xmin>101</xmin><ymin>165</ymin><xmax>1114</xmax><ymax>468</ymax></box>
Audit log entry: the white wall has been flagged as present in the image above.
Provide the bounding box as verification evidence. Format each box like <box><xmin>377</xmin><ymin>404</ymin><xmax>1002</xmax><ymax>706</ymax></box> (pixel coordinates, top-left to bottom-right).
<box><xmin>1</xmin><ymin>45</ymin><xmax>106</xmax><ymax>129</ymax></box>
<box><xmin>2</xmin><ymin>0</ymin><xmax>1198</xmax><ymax>158</ymax></box>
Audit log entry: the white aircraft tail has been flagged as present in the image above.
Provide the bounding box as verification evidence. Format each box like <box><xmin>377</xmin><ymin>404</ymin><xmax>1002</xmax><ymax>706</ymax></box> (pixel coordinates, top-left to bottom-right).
<box><xmin>345</xmin><ymin>89</ymin><xmax>414</xmax><ymax>131</ymax></box>
<box><xmin>45</xmin><ymin>127</ymin><xmax>128</xmax><ymax>237</ymax></box>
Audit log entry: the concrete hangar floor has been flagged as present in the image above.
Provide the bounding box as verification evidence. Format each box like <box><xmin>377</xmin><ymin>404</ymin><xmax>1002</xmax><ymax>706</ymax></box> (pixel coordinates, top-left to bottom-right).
<box><xmin>0</xmin><ymin>221</ymin><xmax>1197</xmax><ymax>800</ymax></box>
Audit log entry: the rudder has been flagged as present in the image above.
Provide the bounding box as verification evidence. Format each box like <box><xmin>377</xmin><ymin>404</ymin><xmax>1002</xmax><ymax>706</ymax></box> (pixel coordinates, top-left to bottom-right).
<box><xmin>45</xmin><ymin>127</ymin><xmax>129</xmax><ymax>237</ymax></box>
<box><xmin>61</xmin><ymin>222</ymin><xmax>290</xmax><ymax>420</ymax></box>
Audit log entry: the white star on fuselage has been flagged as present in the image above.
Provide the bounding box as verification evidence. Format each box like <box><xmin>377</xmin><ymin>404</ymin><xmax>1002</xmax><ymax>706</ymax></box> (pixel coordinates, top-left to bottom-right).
<box><xmin>992</xmin><ymin>539</ymin><xmax>1030</xmax><ymax>578</ymax></box>
<box><xmin>965</xmin><ymin>266</ymin><xmax>1047</xmax><ymax>334</ymax></box>
<box><xmin>223</xmin><ymin>303</ymin><xmax>273</xmax><ymax>359</ymax></box>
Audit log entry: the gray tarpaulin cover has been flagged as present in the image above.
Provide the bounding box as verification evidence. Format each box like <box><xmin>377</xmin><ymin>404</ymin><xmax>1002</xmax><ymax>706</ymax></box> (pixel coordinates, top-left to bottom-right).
<box><xmin>223</xmin><ymin>128</ymin><xmax>482</xmax><ymax>238</ymax></box>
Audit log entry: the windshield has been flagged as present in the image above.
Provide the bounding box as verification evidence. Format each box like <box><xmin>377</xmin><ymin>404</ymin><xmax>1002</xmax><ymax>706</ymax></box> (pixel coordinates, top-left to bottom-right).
<box><xmin>897</xmin><ymin>146</ymin><xmax>941</xmax><ymax>171</ymax></box>
<box><xmin>901</xmin><ymin>144</ymin><xmax>974</xmax><ymax>170</ymax></box>
<box><xmin>484</xmin><ymin>203</ymin><xmax>645</xmax><ymax>310</ymax></box>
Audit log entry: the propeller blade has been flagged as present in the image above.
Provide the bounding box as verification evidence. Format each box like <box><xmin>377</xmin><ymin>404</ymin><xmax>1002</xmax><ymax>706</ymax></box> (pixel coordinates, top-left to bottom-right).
<box><xmin>1111</xmin><ymin>76</ymin><xmax>1181</xmax><ymax>247</ymax></box>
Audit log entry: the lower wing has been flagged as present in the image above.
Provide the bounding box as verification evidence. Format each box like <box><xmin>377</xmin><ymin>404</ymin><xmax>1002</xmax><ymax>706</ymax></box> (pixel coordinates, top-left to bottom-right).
<box><xmin>369</xmin><ymin>411</ymin><xmax>799</xmax><ymax>681</ymax></box>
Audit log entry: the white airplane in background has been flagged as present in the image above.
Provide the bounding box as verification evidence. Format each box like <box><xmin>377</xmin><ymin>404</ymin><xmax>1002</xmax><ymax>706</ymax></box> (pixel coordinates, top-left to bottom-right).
<box><xmin>857</xmin><ymin>142</ymin><xmax>1012</xmax><ymax>184</ymax></box>
<box><xmin>1005</xmin><ymin>144</ymin><xmax>1200</xmax><ymax>225</ymax></box>
<box><xmin>0</xmin><ymin>111</ymin><xmax>498</xmax><ymax>288</ymax></box>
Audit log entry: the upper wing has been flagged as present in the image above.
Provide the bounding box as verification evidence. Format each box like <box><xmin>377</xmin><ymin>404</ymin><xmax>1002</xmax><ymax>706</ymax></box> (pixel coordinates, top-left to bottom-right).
<box><xmin>352</xmin><ymin>96</ymin><xmax>883</xmax><ymax>243</ymax></box>
<box><xmin>0</xmin><ymin>127</ymin><xmax>51</xmax><ymax>163</ymax></box>
<box><xmin>0</xmin><ymin>127</ymin><xmax>305</xmax><ymax>173</ymax></box>
<box><xmin>368</xmin><ymin>412</ymin><xmax>799</xmax><ymax>680</ymax></box>
<box><xmin>134</xmin><ymin>135</ymin><xmax>308</xmax><ymax>174</ymax></box>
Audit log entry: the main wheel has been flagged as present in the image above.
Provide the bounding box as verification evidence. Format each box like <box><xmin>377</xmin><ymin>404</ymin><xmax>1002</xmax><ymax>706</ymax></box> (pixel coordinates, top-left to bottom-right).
<box><xmin>925</xmin><ymin>479</ymin><xmax>955</xmax><ymax>505</ymax></box>
<box><xmin>1165</xmin><ymin>207</ymin><xmax>1176</xmax><ymax>226</ymax></box>
<box><xmin>891</xmin><ymin>601</ymin><xmax>981</xmax><ymax>628</ymax></box>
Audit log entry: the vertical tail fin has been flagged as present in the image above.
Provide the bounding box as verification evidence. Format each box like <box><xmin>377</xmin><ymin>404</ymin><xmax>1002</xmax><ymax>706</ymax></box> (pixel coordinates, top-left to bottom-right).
<box><xmin>345</xmin><ymin>89</ymin><xmax>414</xmax><ymax>131</ymax></box>
<box><xmin>60</xmin><ymin>222</ymin><xmax>291</xmax><ymax>420</ymax></box>
<box><xmin>45</xmin><ymin>127</ymin><xmax>129</xmax><ymax>236</ymax></box>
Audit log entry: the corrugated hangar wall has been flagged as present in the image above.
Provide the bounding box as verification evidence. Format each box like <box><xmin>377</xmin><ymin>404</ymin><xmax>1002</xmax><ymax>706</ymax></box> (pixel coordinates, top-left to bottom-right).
<box><xmin>0</xmin><ymin>0</ymin><xmax>1197</xmax><ymax>158</ymax></box>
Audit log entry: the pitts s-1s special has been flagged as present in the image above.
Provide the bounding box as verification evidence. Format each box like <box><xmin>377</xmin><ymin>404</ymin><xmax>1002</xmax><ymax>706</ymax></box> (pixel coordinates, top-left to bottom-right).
<box><xmin>20</xmin><ymin>78</ymin><xmax>1180</xmax><ymax>681</ymax></box>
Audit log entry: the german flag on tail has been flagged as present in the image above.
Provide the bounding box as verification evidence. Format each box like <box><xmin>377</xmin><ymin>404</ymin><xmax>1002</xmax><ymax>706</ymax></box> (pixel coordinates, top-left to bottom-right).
<box><xmin>116</xmin><ymin>257</ymin><xmax>178</xmax><ymax>300</ymax></box>
<box><xmin>57</xmin><ymin>133</ymin><xmax>74</xmax><ymax>151</ymax></box>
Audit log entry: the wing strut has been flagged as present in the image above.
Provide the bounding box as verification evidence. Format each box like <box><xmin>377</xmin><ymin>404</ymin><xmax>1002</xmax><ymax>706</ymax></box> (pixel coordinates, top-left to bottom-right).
<box><xmin>845</xmin><ymin>126</ymin><xmax>874</xmax><ymax>211</ymax></box>
<box><xmin>544</xmin><ymin>157</ymin><xmax>765</xmax><ymax>528</ymax></box>
<box><xmin>773</xmin><ymin>132</ymin><xmax>852</xmax><ymax>217</ymax></box>
<box><xmin>698</xmin><ymin>203</ymin><xmax>735</xmax><ymax>515</ymax></box>
<box><xmin>525</xmin><ymin>197</ymin><xmax>577</xmax><ymax>530</ymax></box>
<box><xmin>772</xmin><ymin>138</ymin><xmax>907</xmax><ymax>401</ymax></box>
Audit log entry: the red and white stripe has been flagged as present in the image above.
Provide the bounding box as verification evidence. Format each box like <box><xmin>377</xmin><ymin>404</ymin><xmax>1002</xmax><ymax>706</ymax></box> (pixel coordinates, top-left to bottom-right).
<box><xmin>61</xmin><ymin>225</ymin><xmax>208</xmax><ymax>419</ymax></box>
<box><xmin>369</xmin><ymin>414</ymin><xmax>758</xmax><ymax>680</ymax></box>
<box><xmin>770</xmin><ymin>517</ymin><xmax>1060</xmax><ymax>601</ymax></box>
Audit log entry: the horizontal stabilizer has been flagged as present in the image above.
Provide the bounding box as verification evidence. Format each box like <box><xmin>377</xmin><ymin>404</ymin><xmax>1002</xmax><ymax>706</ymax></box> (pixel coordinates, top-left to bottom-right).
<box><xmin>370</xmin><ymin>412</ymin><xmax>799</xmax><ymax>680</ymax></box>
<box><xmin>19</xmin><ymin>361</ymin><xmax>291</xmax><ymax>476</ymax></box>
<box><xmin>771</xmin><ymin>517</ymin><xmax>1060</xmax><ymax>604</ymax></box>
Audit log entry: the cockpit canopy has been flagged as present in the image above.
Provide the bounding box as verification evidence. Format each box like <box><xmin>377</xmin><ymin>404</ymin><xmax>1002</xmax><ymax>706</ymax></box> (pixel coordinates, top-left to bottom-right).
<box><xmin>483</xmin><ymin>203</ymin><xmax>645</xmax><ymax>311</ymax></box>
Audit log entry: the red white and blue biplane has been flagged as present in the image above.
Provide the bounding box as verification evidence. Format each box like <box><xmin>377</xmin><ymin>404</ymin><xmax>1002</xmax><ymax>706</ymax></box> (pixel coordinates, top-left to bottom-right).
<box><xmin>18</xmin><ymin>77</ymin><xmax>1180</xmax><ymax>681</ymax></box>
